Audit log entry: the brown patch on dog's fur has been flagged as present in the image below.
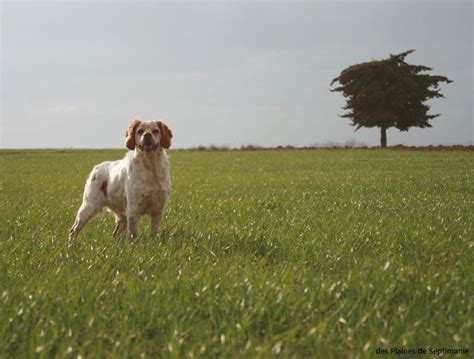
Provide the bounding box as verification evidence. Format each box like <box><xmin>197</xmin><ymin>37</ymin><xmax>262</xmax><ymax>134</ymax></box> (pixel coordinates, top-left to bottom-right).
<box><xmin>100</xmin><ymin>181</ymin><xmax>108</xmax><ymax>197</ymax></box>
<box><xmin>125</xmin><ymin>118</ymin><xmax>142</xmax><ymax>150</ymax></box>
<box><xmin>157</xmin><ymin>121</ymin><xmax>173</xmax><ymax>149</ymax></box>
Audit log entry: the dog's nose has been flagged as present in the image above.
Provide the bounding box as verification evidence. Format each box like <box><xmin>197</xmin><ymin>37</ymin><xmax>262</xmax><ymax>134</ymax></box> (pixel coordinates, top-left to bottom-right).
<box><xmin>143</xmin><ymin>132</ymin><xmax>153</xmax><ymax>144</ymax></box>
<box><xmin>143</xmin><ymin>133</ymin><xmax>153</xmax><ymax>146</ymax></box>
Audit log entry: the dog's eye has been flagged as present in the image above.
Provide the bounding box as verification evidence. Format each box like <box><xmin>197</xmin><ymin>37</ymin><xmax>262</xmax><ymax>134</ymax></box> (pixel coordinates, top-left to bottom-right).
<box><xmin>137</xmin><ymin>129</ymin><xmax>144</xmax><ymax>135</ymax></box>
<box><xmin>152</xmin><ymin>129</ymin><xmax>160</xmax><ymax>134</ymax></box>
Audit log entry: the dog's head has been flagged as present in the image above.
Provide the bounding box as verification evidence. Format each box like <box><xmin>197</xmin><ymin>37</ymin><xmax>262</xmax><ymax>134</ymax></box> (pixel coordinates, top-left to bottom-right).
<box><xmin>125</xmin><ymin>118</ymin><xmax>173</xmax><ymax>151</ymax></box>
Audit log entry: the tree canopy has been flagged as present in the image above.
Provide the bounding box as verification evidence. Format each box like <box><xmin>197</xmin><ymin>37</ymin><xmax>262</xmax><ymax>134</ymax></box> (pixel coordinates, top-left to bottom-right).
<box><xmin>330</xmin><ymin>50</ymin><xmax>452</xmax><ymax>147</ymax></box>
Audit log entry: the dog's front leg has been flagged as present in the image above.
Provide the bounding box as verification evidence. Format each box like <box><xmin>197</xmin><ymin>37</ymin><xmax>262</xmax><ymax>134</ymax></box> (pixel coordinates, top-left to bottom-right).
<box><xmin>126</xmin><ymin>196</ymin><xmax>141</xmax><ymax>239</ymax></box>
<box><xmin>127</xmin><ymin>215</ymin><xmax>138</xmax><ymax>239</ymax></box>
<box><xmin>150</xmin><ymin>210</ymin><xmax>164</xmax><ymax>238</ymax></box>
<box><xmin>150</xmin><ymin>193</ymin><xmax>168</xmax><ymax>237</ymax></box>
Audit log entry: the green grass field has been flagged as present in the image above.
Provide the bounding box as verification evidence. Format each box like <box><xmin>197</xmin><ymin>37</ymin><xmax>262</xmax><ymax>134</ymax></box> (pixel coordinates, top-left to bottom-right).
<box><xmin>0</xmin><ymin>149</ymin><xmax>472</xmax><ymax>357</ymax></box>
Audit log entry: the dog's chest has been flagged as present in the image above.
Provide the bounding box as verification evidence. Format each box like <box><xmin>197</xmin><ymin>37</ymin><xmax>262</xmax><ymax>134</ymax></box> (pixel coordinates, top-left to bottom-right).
<box><xmin>129</xmin><ymin>155</ymin><xmax>170</xmax><ymax>197</ymax></box>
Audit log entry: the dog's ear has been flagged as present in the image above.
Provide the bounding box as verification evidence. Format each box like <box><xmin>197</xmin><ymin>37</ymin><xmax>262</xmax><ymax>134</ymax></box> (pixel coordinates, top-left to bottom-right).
<box><xmin>157</xmin><ymin>121</ymin><xmax>173</xmax><ymax>149</ymax></box>
<box><xmin>125</xmin><ymin>118</ymin><xmax>142</xmax><ymax>150</ymax></box>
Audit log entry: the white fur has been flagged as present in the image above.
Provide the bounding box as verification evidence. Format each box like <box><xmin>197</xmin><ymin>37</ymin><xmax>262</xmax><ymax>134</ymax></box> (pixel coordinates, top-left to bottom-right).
<box><xmin>69</xmin><ymin>120</ymin><xmax>171</xmax><ymax>240</ymax></box>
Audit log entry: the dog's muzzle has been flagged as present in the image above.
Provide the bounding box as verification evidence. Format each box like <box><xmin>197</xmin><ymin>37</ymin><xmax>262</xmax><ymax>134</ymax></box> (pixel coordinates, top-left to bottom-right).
<box><xmin>141</xmin><ymin>133</ymin><xmax>157</xmax><ymax>151</ymax></box>
<box><xmin>143</xmin><ymin>133</ymin><xmax>153</xmax><ymax>144</ymax></box>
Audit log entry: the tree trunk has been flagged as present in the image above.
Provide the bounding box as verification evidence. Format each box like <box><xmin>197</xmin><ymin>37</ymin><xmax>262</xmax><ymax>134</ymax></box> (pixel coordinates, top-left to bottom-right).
<box><xmin>380</xmin><ymin>127</ymin><xmax>387</xmax><ymax>147</ymax></box>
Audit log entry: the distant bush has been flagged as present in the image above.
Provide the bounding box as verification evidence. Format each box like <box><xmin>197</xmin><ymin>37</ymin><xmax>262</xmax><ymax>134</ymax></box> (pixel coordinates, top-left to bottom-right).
<box><xmin>308</xmin><ymin>139</ymin><xmax>368</xmax><ymax>148</ymax></box>
<box><xmin>188</xmin><ymin>145</ymin><xmax>231</xmax><ymax>151</ymax></box>
<box><xmin>239</xmin><ymin>144</ymin><xmax>263</xmax><ymax>151</ymax></box>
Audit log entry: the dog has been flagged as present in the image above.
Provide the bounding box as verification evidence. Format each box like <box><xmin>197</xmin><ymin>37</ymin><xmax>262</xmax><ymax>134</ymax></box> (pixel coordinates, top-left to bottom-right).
<box><xmin>69</xmin><ymin>118</ymin><xmax>173</xmax><ymax>240</ymax></box>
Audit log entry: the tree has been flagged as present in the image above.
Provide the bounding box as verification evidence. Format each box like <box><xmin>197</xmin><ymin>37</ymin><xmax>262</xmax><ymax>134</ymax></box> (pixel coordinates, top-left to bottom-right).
<box><xmin>330</xmin><ymin>50</ymin><xmax>452</xmax><ymax>147</ymax></box>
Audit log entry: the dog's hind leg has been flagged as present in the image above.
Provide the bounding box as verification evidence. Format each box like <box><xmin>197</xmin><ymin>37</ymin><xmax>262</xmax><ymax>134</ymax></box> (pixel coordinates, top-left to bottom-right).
<box><xmin>69</xmin><ymin>202</ymin><xmax>101</xmax><ymax>241</ymax></box>
<box><xmin>69</xmin><ymin>166</ymin><xmax>109</xmax><ymax>241</ymax></box>
<box><xmin>112</xmin><ymin>213</ymin><xmax>127</xmax><ymax>237</ymax></box>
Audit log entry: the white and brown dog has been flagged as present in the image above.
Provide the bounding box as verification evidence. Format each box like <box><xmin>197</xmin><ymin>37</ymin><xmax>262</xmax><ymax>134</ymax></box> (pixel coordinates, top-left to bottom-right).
<box><xmin>69</xmin><ymin>118</ymin><xmax>173</xmax><ymax>240</ymax></box>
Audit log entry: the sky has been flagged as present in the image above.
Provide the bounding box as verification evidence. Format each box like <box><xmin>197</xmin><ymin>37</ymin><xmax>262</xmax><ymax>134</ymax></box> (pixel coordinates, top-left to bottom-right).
<box><xmin>1</xmin><ymin>0</ymin><xmax>472</xmax><ymax>149</ymax></box>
